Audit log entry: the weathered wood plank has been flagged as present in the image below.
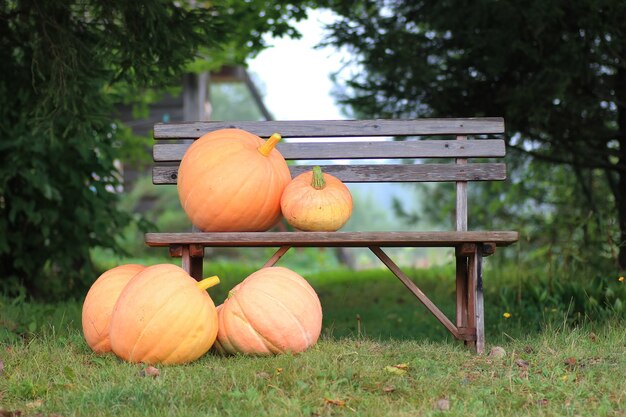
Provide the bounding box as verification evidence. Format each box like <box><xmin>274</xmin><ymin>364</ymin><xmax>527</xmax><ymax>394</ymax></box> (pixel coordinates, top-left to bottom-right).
<box><xmin>474</xmin><ymin>247</ymin><xmax>485</xmax><ymax>354</ymax></box>
<box><xmin>456</xmin><ymin>135</ymin><xmax>469</xmax><ymax>232</ymax></box>
<box><xmin>153</xmin><ymin>118</ymin><xmax>505</xmax><ymax>139</ymax></box>
<box><xmin>456</xmin><ymin>255</ymin><xmax>468</xmax><ymax>328</ymax></box>
<box><xmin>145</xmin><ymin>231</ymin><xmax>520</xmax><ymax>247</ymax></box>
<box><xmin>152</xmin><ymin>163</ymin><xmax>507</xmax><ymax>184</ymax></box>
<box><xmin>153</xmin><ymin>139</ymin><xmax>506</xmax><ymax>161</ymax></box>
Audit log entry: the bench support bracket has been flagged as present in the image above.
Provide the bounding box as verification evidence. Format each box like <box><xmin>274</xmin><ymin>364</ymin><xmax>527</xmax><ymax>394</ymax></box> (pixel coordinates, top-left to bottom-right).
<box><xmin>263</xmin><ymin>246</ymin><xmax>292</xmax><ymax>268</ymax></box>
<box><xmin>368</xmin><ymin>246</ymin><xmax>477</xmax><ymax>344</ymax></box>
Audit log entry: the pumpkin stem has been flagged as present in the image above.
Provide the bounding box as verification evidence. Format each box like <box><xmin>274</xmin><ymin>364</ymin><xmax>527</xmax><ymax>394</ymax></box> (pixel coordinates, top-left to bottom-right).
<box><xmin>257</xmin><ymin>133</ymin><xmax>282</xmax><ymax>157</ymax></box>
<box><xmin>197</xmin><ymin>275</ymin><xmax>220</xmax><ymax>291</ymax></box>
<box><xmin>312</xmin><ymin>166</ymin><xmax>326</xmax><ymax>190</ymax></box>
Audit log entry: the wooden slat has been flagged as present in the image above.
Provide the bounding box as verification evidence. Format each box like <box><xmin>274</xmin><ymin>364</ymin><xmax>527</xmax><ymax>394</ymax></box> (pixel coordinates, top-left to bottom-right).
<box><xmin>152</xmin><ymin>163</ymin><xmax>507</xmax><ymax>184</ymax></box>
<box><xmin>153</xmin><ymin>118</ymin><xmax>505</xmax><ymax>139</ymax></box>
<box><xmin>473</xmin><ymin>247</ymin><xmax>485</xmax><ymax>354</ymax></box>
<box><xmin>456</xmin><ymin>256</ymin><xmax>468</xmax><ymax>328</ymax></box>
<box><xmin>144</xmin><ymin>231</ymin><xmax>520</xmax><ymax>247</ymax></box>
<box><xmin>153</xmin><ymin>139</ymin><xmax>506</xmax><ymax>162</ymax></box>
<box><xmin>456</xmin><ymin>135</ymin><xmax>468</xmax><ymax>231</ymax></box>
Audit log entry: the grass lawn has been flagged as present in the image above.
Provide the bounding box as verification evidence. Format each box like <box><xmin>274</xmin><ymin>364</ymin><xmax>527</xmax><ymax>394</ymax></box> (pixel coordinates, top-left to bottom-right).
<box><xmin>1</xmin><ymin>264</ymin><xmax>625</xmax><ymax>416</ymax></box>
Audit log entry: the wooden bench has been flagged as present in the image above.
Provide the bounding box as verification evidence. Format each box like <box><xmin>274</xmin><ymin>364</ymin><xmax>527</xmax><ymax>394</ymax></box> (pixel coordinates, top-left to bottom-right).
<box><xmin>145</xmin><ymin>118</ymin><xmax>519</xmax><ymax>354</ymax></box>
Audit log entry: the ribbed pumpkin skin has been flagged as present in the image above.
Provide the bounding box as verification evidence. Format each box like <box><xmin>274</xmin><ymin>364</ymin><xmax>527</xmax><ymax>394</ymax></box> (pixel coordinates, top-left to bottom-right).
<box><xmin>177</xmin><ymin>128</ymin><xmax>291</xmax><ymax>232</ymax></box>
<box><xmin>109</xmin><ymin>264</ymin><xmax>218</xmax><ymax>365</ymax></box>
<box><xmin>214</xmin><ymin>267</ymin><xmax>322</xmax><ymax>355</ymax></box>
<box><xmin>82</xmin><ymin>264</ymin><xmax>145</xmax><ymax>353</ymax></box>
<box><xmin>280</xmin><ymin>170</ymin><xmax>353</xmax><ymax>231</ymax></box>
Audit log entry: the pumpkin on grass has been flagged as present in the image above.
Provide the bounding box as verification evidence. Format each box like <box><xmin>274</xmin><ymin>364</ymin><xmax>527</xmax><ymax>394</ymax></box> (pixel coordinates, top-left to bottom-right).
<box><xmin>82</xmin><ymin>264</ymin><xmax>146</xmax><ymax>354</ymax></box>
<box><xmin>281</xmin><ymin>165</ymin><xmax>353</xmax><ymax>231</ymax></box>
<box><xmin>214</xmin><ymin>266</ymin><xmax>322</xmax><ymax>356</ymax></box>
<box><xmin>109</xmin><ymin>264</ymin><xmax>220</xmax><ymax>365</ymax></box>
<box><xmin>177</xmin><ymin>128</ymin><xmax>291</xmax><ymax>232</ymax></box>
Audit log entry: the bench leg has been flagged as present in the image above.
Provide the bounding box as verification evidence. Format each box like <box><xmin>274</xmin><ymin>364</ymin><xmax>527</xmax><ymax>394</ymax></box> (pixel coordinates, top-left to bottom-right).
<box><xmin>170</xmin><ymin>244</ymin><xmax>204</xmax><ymax>281</ymax></box>
<box><xmin>456</xmin><ymin>245</ymin><xmax>485</xmax><ymax>354</ymax></box>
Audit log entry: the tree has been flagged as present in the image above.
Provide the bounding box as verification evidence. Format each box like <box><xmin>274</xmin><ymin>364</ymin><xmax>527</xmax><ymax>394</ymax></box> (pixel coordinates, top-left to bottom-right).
<box><xmin>0</xmin><ymin>0</ymin><xmax>310</xmax><ymax>298</ymax></box>
<box><xmin>319</xmin><ymin>0</ymin><xmax>626</xmax><ymax>268</ymax></box>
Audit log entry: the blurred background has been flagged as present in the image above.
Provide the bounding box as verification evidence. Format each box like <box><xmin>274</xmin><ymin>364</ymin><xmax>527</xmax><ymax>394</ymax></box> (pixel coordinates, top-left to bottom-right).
<box><xmin>1</xmin><ymin>1</ymin><xmax>624</xmax><ymax>339</ymax></box>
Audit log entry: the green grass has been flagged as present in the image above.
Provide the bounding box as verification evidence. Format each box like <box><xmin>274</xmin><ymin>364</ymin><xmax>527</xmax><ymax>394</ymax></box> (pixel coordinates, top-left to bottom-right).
<box><xmin>1</xmin><ymin>265</ymin><xmax>625</xmax><ymax>416</ymax></box>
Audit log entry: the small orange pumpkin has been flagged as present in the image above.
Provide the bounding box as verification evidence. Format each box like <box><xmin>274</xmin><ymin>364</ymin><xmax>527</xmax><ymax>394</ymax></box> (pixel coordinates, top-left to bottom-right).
<box><xmin>214</xmin><ymin>266</ymin><xmax>322</xmax><ymax>356</ymax></box>
<box><xmin>177</xmin><ymin>128</ymin><xmax>292</xmax><ymax>232</ymax></box>
<box><xmin>109</xmin><ymin>264</ymin><xmax>220</xmax><ymax>365</ymax></box>
<box><xmin>82</xmin><ymin>264</ymin><xmax>146</xmax><ymax>353</ymax></box>
<box><xmin>280</xmin><ymin>166</ymin><xmax>353</xmax><ymax>231</ymax></box>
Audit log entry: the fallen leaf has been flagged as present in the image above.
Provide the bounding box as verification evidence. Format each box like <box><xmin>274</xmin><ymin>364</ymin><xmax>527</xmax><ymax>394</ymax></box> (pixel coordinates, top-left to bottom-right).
<box><xmin>275</xmin><ymin>368</ymin><xmax>283</xmax><ymax>375</ymax></box>
<box><xmin>564</xmin><ymin>357</ymin><xmax>577</xmax><ymax>369</ymax></box>
<box><xmin>524</xmin><ymin>345</ymin><xmax>534</xmax><ymax>354</ymax></box>
<box><xmin>585</xmin><ymin>357</ymin><xmax>602</xmax><ymax>366</ymax></box>
<box><xmin>145</xmin><ymin>366</ymin><xmax>160</xmax><ymax>377</ymax></box>
<box><xmin>26</xmin><ymin>400</ymin><xmax>43</xmax><ymax>409</ymax></box>
<box><xmin>139</xmin><ymin>366</ymin><xmax>160</xmax><ymax>378</ymax></box>
<box><xmin>515</xmin><ymin>359</ymin><xmax>529</xmax><ymax>368</ymax></box>
<box><xmin>324</xmin><ymin>398</ymin><xmax>345</xmax><ymax>407</ymax></box>
<box><xmin>255</xmin><ymin>372</ymin><xmax>271</xmax><ymax>379</ymax></box>
<box><xmin>382</xmin><ymin>385</ymin><xmax>395</xmax><ymax>393</ymax></box>
<box><xmin>0</xmin><ymin>360</ymin><xmax>4</xmax><ymax>375</ymax></box>
<box><xmin>537</xmin><ymin>398</ymin><xmax>549</xmax><ymax>406</ymax></box>
<box><xmin>589</xmin><ymin>332</ymin><xmax>597</xmax><ymax>342</ymax></box>
<box><xmin>434</xmin><ymin>398</ymin><xmax>450</xmax><ymax>411</ymax></box>
<box><xmin>385</xmin><ymin>363</ymin><xmax>409</xmax><ymax>374</ymax></box>
<box><xmin>488</xmin><ymin>346</ymin><xmax>506</xmax><ymax>358</ymax></box>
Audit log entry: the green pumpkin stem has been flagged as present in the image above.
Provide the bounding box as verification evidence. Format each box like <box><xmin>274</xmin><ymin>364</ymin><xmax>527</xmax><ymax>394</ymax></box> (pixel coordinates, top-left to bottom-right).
<box><xmin>197</xmin><ymin>275</ymin><xmax>220</xmax><ymax>291</ymax></box>
<box><xmin>312</xmin><ymin>166</ymin><xmax>326</xmax><ymax>190</ymax></box>
<box><xmin>258</xmin><ymin>133</ymin><xmax>282</xmax><ymax>157</ymax></box>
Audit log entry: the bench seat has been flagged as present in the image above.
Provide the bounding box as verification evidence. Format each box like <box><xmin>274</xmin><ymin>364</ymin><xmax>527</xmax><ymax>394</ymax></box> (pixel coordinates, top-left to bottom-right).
<box><xmin>145</xmin><ymin>230</ymin><xmax>519</xmax><ymax>248</ymax></box>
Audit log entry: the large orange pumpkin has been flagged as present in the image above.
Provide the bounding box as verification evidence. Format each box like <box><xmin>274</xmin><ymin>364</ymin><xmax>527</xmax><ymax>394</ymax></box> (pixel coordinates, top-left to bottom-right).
<box><xmin>177</xmin><ymin>128</ymin><xmax>291</xmax><ymax>232</ymax></box>
<box><xmin>280</xmin><ymin>166</ymin><xmax>353</xmax><ymax>231</ymax></box>
<box><xmin>214</xmin><ymin>266</ymin><xmax>322</xmax><ymax>355</ymax></box>
<box><xmin>109</xmin><ymin>264</ymin><xmax>220</xmax><ymax>365</ymax></box>
<box><xmin>82</xmin><ymin>264</ymin><xmax>146</xmax><ymax>353</ymax></box>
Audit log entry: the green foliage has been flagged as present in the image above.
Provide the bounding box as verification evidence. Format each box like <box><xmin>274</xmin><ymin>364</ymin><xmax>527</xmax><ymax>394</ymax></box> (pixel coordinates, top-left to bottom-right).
<box><xmin>319</xmin><ymin>0</ymin><xmax>626</xmax><ymax>267</ymax></box>
<box><xmin>0</xmin><ymin>0</ymin><xmax>311</xmax><ymax>299</ymax></box>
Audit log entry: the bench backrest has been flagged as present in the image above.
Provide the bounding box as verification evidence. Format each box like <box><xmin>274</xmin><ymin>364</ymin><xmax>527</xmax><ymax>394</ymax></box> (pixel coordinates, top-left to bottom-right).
<box><xmin>151</xmin><ymin>118</ymin><xmax>506</xmax><ymax>231</ymax></box>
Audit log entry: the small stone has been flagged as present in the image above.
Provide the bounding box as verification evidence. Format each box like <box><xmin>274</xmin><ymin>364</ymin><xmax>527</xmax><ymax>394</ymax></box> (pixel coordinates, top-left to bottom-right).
<box><xmin>435</xmin><ymin>398</ymin><xmax>450</xmax><ymax>411</ymax></box>
<box><xmin>488</xmin><ymin>346</ymin><xmax>506</xmax><ymax>358</ymax></box>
